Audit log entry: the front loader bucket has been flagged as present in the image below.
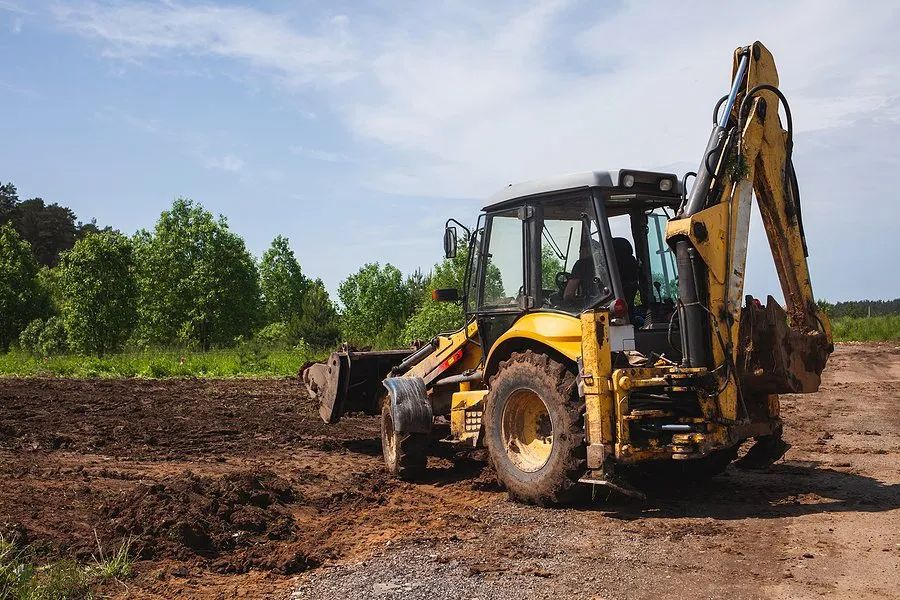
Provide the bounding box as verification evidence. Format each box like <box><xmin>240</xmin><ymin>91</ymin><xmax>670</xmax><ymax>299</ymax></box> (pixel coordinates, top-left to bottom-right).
<box><xmin>302</xmin><ymin>349</ymin><xmax>410</xmax><ymax>423</ymax></box>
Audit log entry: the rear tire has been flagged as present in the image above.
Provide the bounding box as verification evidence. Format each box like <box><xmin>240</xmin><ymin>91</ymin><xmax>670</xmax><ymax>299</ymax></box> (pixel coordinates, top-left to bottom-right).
<box><xmin>484</xmin><ymin>350</ymin><xmax>585</xmax><ymax>505</ymax></box>
<box><xmin>381</xmin><ymin>402</ymin><xmax>427</xmax><ymax>480</ymax></box>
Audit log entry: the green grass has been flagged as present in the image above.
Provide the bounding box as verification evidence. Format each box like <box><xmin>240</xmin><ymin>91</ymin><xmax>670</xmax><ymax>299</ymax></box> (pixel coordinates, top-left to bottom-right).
<box><xmin>89</xmin><ymin>535</ymin><xmax>132</xmax><ymax>582</ymax></box>
<box><xmin>0</xmin><ymin>346</ymin><xmax>326</xmax><ymax>378</ymax></box>
<box><xmin>2</xmin><ymin>316</ymin><xmax>895</xmax><ymax>379</ymax></box>
<box><xmin>0</xmin><ymin>534</ymin><xmax>126</xmax><ymax>600</ymax></box>
<box><xmin>831</xmin><ymin>315</ymin><xmax>900</xmax><ymax>342</ymax></box>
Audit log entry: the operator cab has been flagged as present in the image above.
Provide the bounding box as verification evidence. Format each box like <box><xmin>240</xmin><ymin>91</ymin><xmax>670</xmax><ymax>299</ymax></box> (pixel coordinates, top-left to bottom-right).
<box><xmin>446</xmin><ymin>170</ymin><xmax>683</xmax><ymax>364</ymax></box>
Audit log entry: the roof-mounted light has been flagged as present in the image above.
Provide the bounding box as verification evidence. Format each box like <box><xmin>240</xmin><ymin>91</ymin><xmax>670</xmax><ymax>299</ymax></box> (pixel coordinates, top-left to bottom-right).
<box><xmin>622</xmin><ymin>174</ymin><xmax>635</xmax><ymax>188</ymax></box>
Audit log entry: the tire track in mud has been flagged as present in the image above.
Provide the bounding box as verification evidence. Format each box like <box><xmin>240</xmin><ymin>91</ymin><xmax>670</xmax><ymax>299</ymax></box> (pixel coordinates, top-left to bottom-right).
<box><xmin>0</xmin><ymin>377</ymin><xmax>501</xmax><ymax>598</ymax></box>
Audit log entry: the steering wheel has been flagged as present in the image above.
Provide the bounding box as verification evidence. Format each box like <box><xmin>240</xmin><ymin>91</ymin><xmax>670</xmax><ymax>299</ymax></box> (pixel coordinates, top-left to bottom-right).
<box><xmin>555</xmin><ymin>271</ymin><xmax>572</xmax><ymax>292</ymax></box>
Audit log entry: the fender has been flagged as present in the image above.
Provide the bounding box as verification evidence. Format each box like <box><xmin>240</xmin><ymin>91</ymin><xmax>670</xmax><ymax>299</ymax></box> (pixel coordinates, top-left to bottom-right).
<box><xmin>382</xmin><ymin>377</ymin><xmax>433</xmax><ymax>433</ymax></box>
<box><xmin>485</xmin><ymin>312</ymin><xmax>582</xmax><ymax>376</ymax></box>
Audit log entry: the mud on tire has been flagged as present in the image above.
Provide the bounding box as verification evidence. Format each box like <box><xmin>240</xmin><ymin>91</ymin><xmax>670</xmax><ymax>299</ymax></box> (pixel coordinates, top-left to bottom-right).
<box><xmin>484</xmin><ymin>350</ymin><xmax>585</xmax><ymax>505</ymax></box>
<box><xmin>381</xmin><ymin>402</ymin><xmax>427</xmax><ymax>481</ymax></box>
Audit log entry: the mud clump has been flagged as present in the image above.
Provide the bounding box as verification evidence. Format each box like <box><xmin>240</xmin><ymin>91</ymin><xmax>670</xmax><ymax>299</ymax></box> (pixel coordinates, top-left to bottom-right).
<box><xmin>103</xmin><ymin>470</ymin><xmax>316</xmax><ymax>574</ymax></box>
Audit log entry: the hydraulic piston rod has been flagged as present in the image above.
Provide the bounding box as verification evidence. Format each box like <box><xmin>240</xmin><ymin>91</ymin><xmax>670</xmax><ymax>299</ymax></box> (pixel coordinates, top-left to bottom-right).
<box><xmin>676</xmin><ymin>49</ymin><xmax>749</xmax><ymax>368</ymax></box>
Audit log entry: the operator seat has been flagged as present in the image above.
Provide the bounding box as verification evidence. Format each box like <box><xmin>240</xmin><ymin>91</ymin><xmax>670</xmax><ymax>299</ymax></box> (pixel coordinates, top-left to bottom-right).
<box><xmin>612</xmin><ymin>237</ymin><xmax>639</xmax><ymax>308</ymax></box>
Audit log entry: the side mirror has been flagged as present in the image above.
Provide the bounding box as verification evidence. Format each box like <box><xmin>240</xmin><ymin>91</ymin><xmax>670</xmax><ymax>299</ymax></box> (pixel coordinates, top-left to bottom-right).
<box><xmin>443</xmin><ymin>226</ymin><xmax>458</xmax><ymax>259</ymax></box>
<box><xmin>432</xmin><ymin>288</ymin><xmax>460</xmax><ymax>302</ymax></box>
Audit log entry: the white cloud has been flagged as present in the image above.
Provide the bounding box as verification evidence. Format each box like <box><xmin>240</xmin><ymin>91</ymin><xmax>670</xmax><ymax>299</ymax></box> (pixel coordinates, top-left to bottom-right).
<box><xmin>202</xmin><ymin>153</ymin><xmax>244</xmax><ymax>173</ymax></box>
<box><xmin>289</xmin><ymin>145</ymin><xmax>348</xmax><ymax>163</ymax></box>
<box><xmin>51</xmin><ymin>1</ymin><xmax>357</xmax><ymax>85</ymax></box>
<box><xmin>50</xmin><ymin>1</ymin><xmax>900</xmax><ymax>199</ymax></box>
<box><xmin>38</xmin><ymin>0</ymin><xmax>900</xmax><ymax>299</ymax></box>
<box><xmin>0</xmin><ymin>1</ymin><xmax>31</xmax><ymax>14</ymax></box>
<box><xmin>342</xmin><ymin>0</ymin><xmax>900</xmax><ymax>197</ymax></box>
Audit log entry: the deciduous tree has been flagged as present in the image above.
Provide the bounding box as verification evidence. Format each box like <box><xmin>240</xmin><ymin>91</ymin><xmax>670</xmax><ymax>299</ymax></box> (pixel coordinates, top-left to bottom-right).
<box><xmin>134</xmin><ymin>199</ymin><xmax>260</xmax><ymax>350</ymax></box>
<box><xmin>58</xmin><ymin>231</ymin><xmax>138</xmax><ymax>356</ymax></box>
<box><xmin>289</xmin><ymin>278</ymin><xmax>340</xmax><ymax>348</ymax></box>
<box><xmin>260</xmin><ymin>235</ymin><xmax>308</xmax><ymax>324</ymax></box>
<box><xmin>338</xmin><ymin>263</ymin><xmax>412</xmax><ymax>346</ymax></box>
<box><xmin>400</xmin><ymin>236</ymin><xmax>503</xmax><ymax>343</ymax></box>
<box><xmin>0</xmin><ymin>224</ymin><xmax>42</xmax><ymax>351</ymax></box>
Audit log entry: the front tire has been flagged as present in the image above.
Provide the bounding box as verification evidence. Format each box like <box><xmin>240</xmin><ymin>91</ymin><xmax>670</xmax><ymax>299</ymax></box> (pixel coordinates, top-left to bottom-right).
<box><xmin>381</xmin><ymin>402</ymin><xmax>427</xmax><ymax>480</ymax></box>
<box><xmin>484</xmin><ymin>350</ymin><xmax>585</xmax><ymax>505</ymax></box>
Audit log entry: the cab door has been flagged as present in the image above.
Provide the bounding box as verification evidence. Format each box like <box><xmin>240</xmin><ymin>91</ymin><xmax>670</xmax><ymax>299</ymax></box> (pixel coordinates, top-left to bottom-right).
<box><xmin>474</xmin><ymin>206</ymin><xmax>532</xmax><ymax>352</ymax></box>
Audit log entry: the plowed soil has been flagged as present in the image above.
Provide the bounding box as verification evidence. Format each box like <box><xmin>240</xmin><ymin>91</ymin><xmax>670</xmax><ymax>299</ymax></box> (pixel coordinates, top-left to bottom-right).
<box><xmin>1</xmin><ymin>343</ymin><xmax>898</xmax><ymax>599</ymax></box>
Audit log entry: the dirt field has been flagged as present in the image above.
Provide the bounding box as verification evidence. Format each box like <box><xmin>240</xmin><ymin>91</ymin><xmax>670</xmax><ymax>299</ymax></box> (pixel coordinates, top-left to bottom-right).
<box><xmin>1</xmin><ymin>343</ymin><xmax>898</xmax><ymax>599</ymax></box>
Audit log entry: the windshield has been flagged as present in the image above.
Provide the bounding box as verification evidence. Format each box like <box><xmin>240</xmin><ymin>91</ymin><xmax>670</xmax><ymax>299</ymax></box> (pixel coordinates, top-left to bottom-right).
<box><xmin>646</xmin><ymin>209</ymin><xmax>678</xmax><ymax>302</ymax></box>
<box><xmin>540</xmin><ymin>194</ymin><xmax>612</xmax><ymax>313</ymax></box>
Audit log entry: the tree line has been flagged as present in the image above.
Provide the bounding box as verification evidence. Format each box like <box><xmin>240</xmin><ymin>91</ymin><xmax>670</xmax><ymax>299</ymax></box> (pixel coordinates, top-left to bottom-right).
<box><xmin>817</xmin><ymin>299</ymin><xmax>900</xmax><ymax>319</ymax></box>
<box><xmin>0</xmin><ymin>180</ymin><xmax>467</xmax><ymax>357</ymax></box>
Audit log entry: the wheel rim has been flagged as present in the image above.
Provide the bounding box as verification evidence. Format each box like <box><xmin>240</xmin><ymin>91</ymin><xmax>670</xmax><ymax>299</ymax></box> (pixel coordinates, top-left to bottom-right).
<box><xmin>500</xmin><ymin>388</ymin><xmax>553</xmax><ymax>473</ymax></box>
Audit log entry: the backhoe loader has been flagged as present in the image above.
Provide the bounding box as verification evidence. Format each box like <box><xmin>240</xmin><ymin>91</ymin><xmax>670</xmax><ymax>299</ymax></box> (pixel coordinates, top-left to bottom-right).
<box><xmin>302</xmin><ymin>41</ymin><xmax>833</xmax><ymax>504</ymax></box>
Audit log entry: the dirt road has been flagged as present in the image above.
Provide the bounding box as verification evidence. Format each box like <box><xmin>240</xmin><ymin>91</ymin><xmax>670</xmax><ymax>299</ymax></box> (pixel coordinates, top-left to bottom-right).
<box><xmin>1</xmin><ymin>343</ymin><xmax>897</xmax><ymax>599</ymax></box>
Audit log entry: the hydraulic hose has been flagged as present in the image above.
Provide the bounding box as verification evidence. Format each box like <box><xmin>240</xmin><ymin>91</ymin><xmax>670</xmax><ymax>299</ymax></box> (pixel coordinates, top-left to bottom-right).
<box><xmin>737</xmin><ymin>83</ymin><xmax>807</xmax><ymax>256</ymax></box>
<box><xmin>676</xmin><ymin>50</ymin><xmax>750</xmax><ymax>367</ymax></box>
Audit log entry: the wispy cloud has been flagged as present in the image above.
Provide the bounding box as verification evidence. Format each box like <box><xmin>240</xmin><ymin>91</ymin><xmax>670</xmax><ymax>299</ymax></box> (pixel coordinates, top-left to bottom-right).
<box><xmin>202</xmin><ymin>153</ymin><xmax>245</xmax><ymax>173</ymax></box>
<box><xmin>45</xmin><ymin>0</ymin><xmax>900</xmax><ymax>200</ymax></box>
<box><xmin>0</xmin><ymin>1</ymin><xmax>32</xmax><ymax>15</ymax></box>
<box><xmin>289</xmin><ymin>145</ymin><xmax>348</xmax><ymax>163</ymax></box>
<box><xmin>0</xmin><ymin>79</ymin><xmax>38</xmax><ymax>98</ymax></box>
<box><xmin>50</xmin><ymin>1</ymin><xmax>357</xmax><ymax>85</ymax></box>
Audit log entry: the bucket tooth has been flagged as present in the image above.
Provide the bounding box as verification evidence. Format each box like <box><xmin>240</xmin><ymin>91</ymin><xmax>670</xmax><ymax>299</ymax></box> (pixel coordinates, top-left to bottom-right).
<box><xmin>735</xmin><ymin>434</ymin><xmax>791</xmax><ymax>470</ymax></box>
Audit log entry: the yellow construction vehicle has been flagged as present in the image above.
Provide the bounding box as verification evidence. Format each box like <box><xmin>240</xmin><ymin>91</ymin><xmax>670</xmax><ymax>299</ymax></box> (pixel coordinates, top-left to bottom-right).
<box><xmin>303</xmin><ymin>41</ymin><xmax>832</xmax><ymax>504</ymax></box>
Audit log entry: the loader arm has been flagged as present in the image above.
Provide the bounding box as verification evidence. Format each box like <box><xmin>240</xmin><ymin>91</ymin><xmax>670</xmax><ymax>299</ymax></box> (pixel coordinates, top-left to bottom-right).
<box><xmin>304</xmin><ymin>320</ymin><xmax>481</xmax><ymax>424</ymax></box>
<box><xmin>667</xmin><ymin>41</ymin><xmax>832</xmax><ymax>415</ymax></box>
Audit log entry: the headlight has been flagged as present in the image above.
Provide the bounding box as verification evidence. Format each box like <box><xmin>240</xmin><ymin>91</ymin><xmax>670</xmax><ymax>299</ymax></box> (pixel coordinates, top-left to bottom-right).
<box><xmin>622</xmin><ymin>174</ymin><xmax>635</xmax><ymax>188</ymax></box>
<box><xmin>659</xmin><ymin>178</ymin><xmax>673</xmax><ymax>192</ymax></box>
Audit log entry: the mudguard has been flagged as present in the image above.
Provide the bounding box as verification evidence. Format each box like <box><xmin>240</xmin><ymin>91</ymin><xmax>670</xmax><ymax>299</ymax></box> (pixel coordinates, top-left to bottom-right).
<box><xmin>382</xmin><ymin>377</ymin><xmax>433</xmax><ymax>434</ymax></box>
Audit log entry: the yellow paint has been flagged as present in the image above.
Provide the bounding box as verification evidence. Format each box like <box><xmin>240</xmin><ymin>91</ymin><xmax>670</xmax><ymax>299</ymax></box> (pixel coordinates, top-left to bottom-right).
<box><xmin>501</xmin><ymin>388</ymin><xmax>553</xmax><ymax>472</ymax></box>
<box><xmin>450</xmin><ymin>389</ymin><xmax>488</xmax><ymax>444</ymax></box>
<box><xmin>485</xmin><ymin>312</ymin><xmax>582</xmax><ymax>368</ymax></box>
<box><xmin>408</xmin><ymin>319</ymin><xmax>482</xmax><ymax>384</ymax></box>
<box><xmin>579</xmin><ymin>310</ymin><xmax>614</xmax><ymax>468</ymax></box>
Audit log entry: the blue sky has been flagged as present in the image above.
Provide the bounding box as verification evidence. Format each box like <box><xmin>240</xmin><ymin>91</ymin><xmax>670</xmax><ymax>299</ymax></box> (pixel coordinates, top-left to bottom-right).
<box><xmin>1</xmin><ymin>0</ymin><xmax>898</xmax><ymax>301</ymax></box>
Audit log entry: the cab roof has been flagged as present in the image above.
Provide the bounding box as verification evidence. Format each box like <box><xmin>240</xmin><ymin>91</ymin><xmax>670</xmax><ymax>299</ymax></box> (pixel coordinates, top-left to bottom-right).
<box><xmin>482</xmin><ymin>169</ymin><xmax>682</xmax><ymax>212</ymax></box>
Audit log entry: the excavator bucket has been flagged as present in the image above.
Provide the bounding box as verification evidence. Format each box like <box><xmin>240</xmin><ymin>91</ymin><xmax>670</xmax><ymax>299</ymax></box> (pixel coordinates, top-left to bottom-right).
<box><xmin>737</xmin><ymin>295</ymin><xmax>832</xmax><ymax>394</ymax></box>
<box><xmin>302</xmin><ymin>348</ymin><xmax>410</xmax><ymax>423</ymax></box>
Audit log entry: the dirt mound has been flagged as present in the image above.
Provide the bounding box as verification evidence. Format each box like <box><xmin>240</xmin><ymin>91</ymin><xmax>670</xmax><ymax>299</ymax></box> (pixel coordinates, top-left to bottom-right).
<box><xmin>103</xmin><ymin>470</ymin><xmax>315</xmax><ymax>574</ymax></box>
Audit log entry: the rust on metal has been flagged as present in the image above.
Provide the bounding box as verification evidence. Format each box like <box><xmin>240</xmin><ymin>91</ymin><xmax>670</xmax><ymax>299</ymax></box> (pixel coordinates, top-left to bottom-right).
<box><xmin>736</xmin><ymin>295</ymin><xmax>832</xmax><ymax>394</ymax></box>
<box><xmin>302</xmin><ymin>347</ymin><xmax>412</xmax><ymax>423</ymax></box>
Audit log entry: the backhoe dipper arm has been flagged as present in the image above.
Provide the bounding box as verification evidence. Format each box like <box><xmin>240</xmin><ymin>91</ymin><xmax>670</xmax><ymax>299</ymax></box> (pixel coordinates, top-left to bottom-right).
<box><xmin>730</xmin><ymin>43</ymin><xmax>831</xmax><ymax>341</ymax></box>
<box><xmin>667</xmin><ymin>41</ymin><xmax>832</xmax><ymax>406</ymax></box>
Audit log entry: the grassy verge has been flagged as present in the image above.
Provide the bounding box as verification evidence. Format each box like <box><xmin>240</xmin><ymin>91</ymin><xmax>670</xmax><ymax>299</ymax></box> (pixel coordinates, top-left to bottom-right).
<box><xmin>831</xmin><ymin>315</ymin><xmax>900</xmax><ymax>343</ymax></box>
<box><xmin>0</xmin><ymin>346</ymin><xmax>326</xmax><ymax>378</ymax></box>
<box><xmin>1</xmin><ymin>316</ymin><xmax>896</xmax><ymax>379</ymax></box>
<box><xmin>0</xmin><ymin>536</ymin><xmax>132</xmax><ymax>600</ymax></box>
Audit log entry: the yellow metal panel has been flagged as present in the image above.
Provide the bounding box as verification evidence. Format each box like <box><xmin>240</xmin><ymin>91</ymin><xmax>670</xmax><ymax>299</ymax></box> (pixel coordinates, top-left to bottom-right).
<box><xmin>485</xmin><ymin>312</ymin><xmax>582</xmax><ymax>367</ymax></box>
<box><xmin>579</xmin><ymin>310</ymin><xmax>614</xmax><ymax>468</ymax></box>
<box><xmin>408</xmin><ymin>319</ymin><xmax>482</xmax><ymax>383</ymax></box>
<box><xmin>664</xmin><ymin>203</ymin><xmax>729</xmax><ymax>285</ymax></box>
<box><xmin>450</xmin><ymin>389</ymin><xmax>488</xmax><ymax>443</ymax></box>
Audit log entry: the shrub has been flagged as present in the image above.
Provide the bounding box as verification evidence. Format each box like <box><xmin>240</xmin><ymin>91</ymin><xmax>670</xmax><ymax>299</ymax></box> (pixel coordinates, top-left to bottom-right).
<box><xmin>256</xmin><ymin>321</ymin><xmax>290</xmax><ymax>347</ymax></box>
<box><xmin>18</xmin><ymin>318</ymin><xmax>44</xmax><ymax>355</ymax></box>
<box><xmin>18</xmin><ymin>316</ymin><xmax>68</xmax><ymax>357</ymax></box>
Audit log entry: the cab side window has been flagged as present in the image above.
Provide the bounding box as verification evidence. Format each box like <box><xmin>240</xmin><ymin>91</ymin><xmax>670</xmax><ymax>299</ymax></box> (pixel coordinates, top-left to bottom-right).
<box><xmin>481</xmin><ymin>211</ymin><xmax>523</xmax><ymax>309</ymax></box>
